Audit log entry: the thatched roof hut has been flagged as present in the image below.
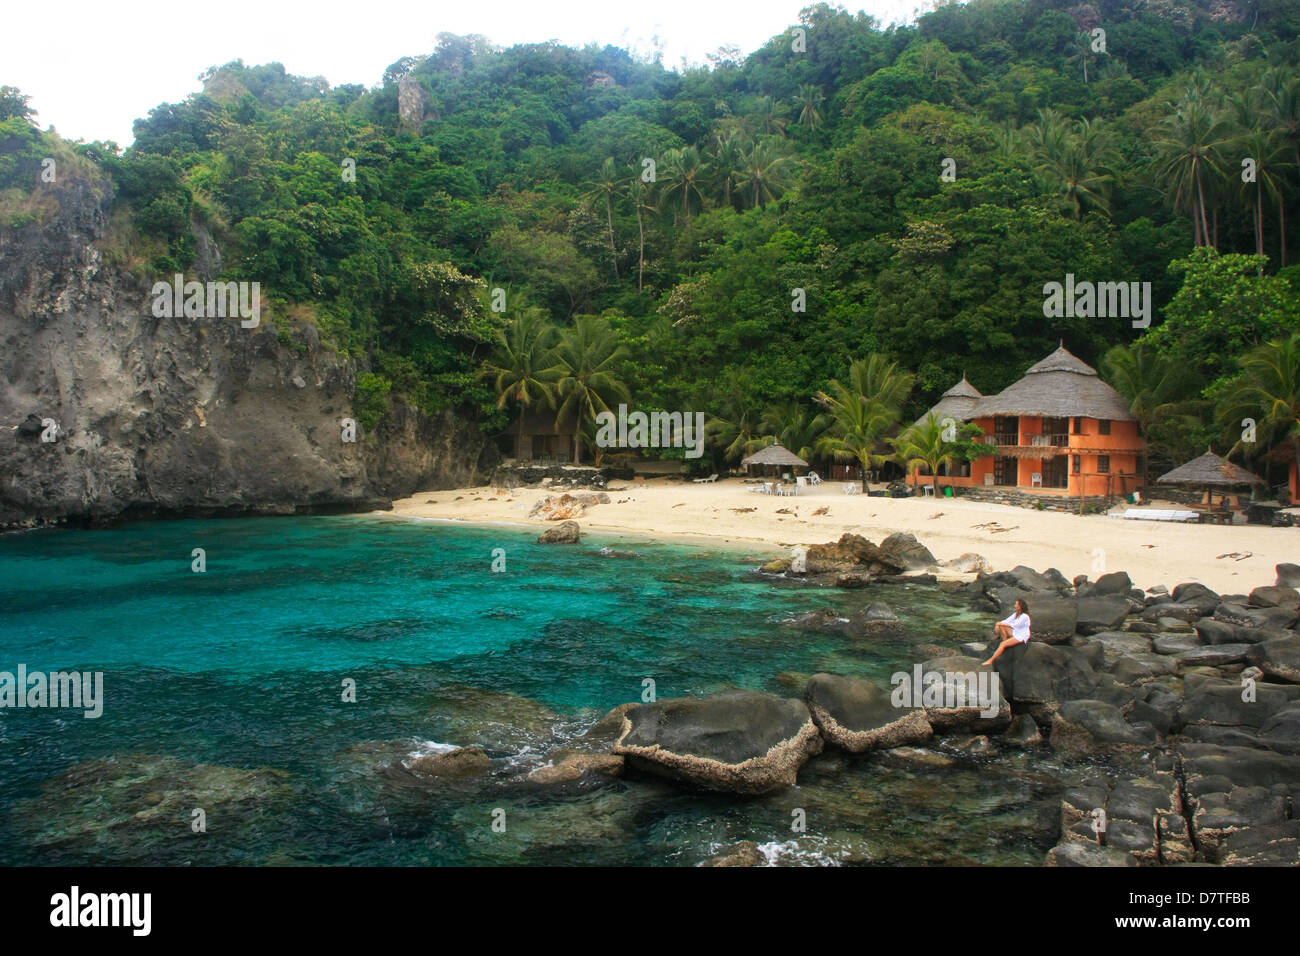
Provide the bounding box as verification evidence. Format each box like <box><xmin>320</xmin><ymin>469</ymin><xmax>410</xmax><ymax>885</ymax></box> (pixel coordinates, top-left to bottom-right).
<box><xmin>741</xmin><ymin>443</ymin><xmax>809</xmax><ymax>474</ymax></box>
<box><xmin>914</xmin><ymin>376</ymin><xmax>983</xmax><ymax>429</ymax></box>
<box><xmin>968</xmin><ymin>345</ymin><xmax>1135</xmax><ymax>421</ymax></box>
<box><xmin>1157</xmin><ymin>450</ymin><xmax>1265</xmax><ymax>488</ymax></box>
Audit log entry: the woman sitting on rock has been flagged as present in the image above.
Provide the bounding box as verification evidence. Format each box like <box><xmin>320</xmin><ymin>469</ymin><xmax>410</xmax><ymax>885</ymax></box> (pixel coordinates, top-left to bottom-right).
<box><xmin>981</xmin><ymin>598</ymin><xmax>1030</xmax><ymax>666</ymax></box>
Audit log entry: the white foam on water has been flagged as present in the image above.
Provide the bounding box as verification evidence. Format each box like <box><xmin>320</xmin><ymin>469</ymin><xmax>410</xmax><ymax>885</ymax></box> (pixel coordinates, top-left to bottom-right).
<box><xmin>405</xmin><ymin>739</ymin><xmax>461</xmax><ymax>759</ymax></box>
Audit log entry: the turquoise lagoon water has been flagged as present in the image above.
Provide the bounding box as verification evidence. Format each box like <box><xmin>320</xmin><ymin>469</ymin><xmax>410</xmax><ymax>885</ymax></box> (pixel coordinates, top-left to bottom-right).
<box><xmin>0</xmin><ymin>516</ymin><xmax>1080</xmax><ymax>866</ymax></box>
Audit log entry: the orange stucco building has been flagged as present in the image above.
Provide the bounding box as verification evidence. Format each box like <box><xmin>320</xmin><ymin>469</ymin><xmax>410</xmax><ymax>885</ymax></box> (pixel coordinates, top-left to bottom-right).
<box><xmin>917</xmin><ymin>345</ymin><xmax>1144</xmax><ymax>498</ymax></box>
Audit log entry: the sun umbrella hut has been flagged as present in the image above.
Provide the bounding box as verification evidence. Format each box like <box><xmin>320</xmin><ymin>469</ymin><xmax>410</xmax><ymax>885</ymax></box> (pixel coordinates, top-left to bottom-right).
<box><xmin>741</xmin><ymin>443</ymin><xmax>809</xmax><ymax>479</ymax></box>
<box><xmin>1156</xmin><ymin>449</ymin><xmax>1265</xmax><ymax>506</ymax></box>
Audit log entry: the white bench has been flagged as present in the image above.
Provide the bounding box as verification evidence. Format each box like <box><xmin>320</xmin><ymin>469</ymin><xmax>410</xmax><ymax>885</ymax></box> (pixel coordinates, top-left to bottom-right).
<box><xmin>1120</xmin><ymin>509</ymin><xmax>1201</xmax><ymax>523</ymax></box>
<box><xmin>692</xmin><ymin>473</ymin><xmax>718</xmax><ymax>483</ymax></box>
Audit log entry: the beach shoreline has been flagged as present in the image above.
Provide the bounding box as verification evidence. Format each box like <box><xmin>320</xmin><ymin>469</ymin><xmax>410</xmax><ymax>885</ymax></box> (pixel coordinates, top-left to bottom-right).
<box><xmin>386</xmin><ymin>477</ymin><xmax>1298</xmax><ymax>594</ymax></box>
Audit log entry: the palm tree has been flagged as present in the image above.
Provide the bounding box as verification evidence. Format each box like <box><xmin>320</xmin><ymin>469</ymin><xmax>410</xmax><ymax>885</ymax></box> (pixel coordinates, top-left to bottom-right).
<box><xmin>582</xmin><ymin>157</ymin><xmax>621</xmax><ymax>279</ymax></box>
<box><xmin>479</xmin><ymin>310</ymin><xmax>561</xmax><ymax>460</ymax></box>
<box><xmin>659</xmin><ymin>146</ymin><xmax>707</xmax><ymax>226</ymax></box>
<box><xmin>1233</xmin><ymin>126</ymin><xmax>1293</xmax><ymax>265</ymax></box>
<box><xmin>735</xmin><ymin>140</ymin><xmax>797</xmax><ymax>210</ymax></box>
<box><xmin>892</xmin><ymin>413</ymin><xmax>959</xmax><ymax>493</ymax></box>
<box><xmin>792</xmin><ymin>85</ymin><xmax>825</xmax><ymax>130</ymax></box>
<box><xmin>706</xmin><ymin>368</ymin><xmax>767</xmax><ymax>464</ymax></box>
<box><xmin>814</xmin><ymin>356</ymin><xmax>915</xmax><ymax>489</ymax></box>
<box><xmin>754</xmin><ymin>96</ymin><xmax>788</xmax><ymax>137</ymax></box>
<box><xmin>1218</xmin><ymin>333</ymin><xmax>1300</xmax><ymax>490</ymax></box>
<box><xmin>760</xmin><ymin>401</ymin><xmax>828</xmax><ymax>463</ymax></box>
<box><xmin>628</xmin><ymin>167</ymin><xmax>657</xmax><ymax>292</ymax></box>
<box><xmin>1262</xmin><ymin>68</ymin><xmax>1300</xmax><ymax>265</ymax></box>
<box><xmin>1066</xmin><ymin>31</ymin><xmax>1099</xmax><ymax>84</ymax></box>
<box><xmin>1032</xmin><ymin>116</ymin><xmax>1118</xmax><ymax>219</ymax></box>
<box><xmin>1153</xmin><ymin>94</ymin><xmax>1230</xmax><ymax>248</ymax></box>
<box><xmin>1101</xmin><ymin>339</ymin><xmax>1201</xmax><ymax>486</ymax></box>
<box><xmin>706</xmin><ymin>131</ymin><xmax>744</xmax><ymax>209</ymax></box>
<box><xmin>548</xmin><ymin>316</ymin><xmax>629</xmax><ymax>465</ymax></box>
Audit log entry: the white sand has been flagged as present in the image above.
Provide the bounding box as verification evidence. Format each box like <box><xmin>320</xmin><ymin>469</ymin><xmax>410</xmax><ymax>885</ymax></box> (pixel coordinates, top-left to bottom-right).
<box><xmin>385</xmin><ymin>477</ymin><xmax>1298</xmax><ymax>594</ymax></box>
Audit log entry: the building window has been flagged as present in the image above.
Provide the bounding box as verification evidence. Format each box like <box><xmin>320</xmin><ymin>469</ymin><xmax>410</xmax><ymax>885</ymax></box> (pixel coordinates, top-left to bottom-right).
<box><xmin>1072</xmin><ymin>455</ymin><xmax>1080</xmax><ymax>474</ymax></box>
<box><xmin>1098</xmin><ymin>419</ymin><xmax>1111</xmax><ymax>435</ymax></box>
<box><xmin>1098</xmin><ymin>455</ymin><xmax>1110</xmax><ymax>473</ymax></box>
<box><xmin>1072</xmin><ymin>417</ymin><xmax>1083</xmax><ymax>434</ymax></box>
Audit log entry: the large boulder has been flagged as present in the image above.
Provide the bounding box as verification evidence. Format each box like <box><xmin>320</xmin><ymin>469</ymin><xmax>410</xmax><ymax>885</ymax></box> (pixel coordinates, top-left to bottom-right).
<box><xmin>804</xmin><ymin>533</ymin><xmax>904</xmax><ymax>575</ymax></box>
<box><xmin>1276</xmin><ymin>563</ymin><xmax>1300</xmax><ymax>588</ymax></box>
<box><xmin>1049</xmin><ymin>700</ymin><xmax>1158</xmax><ymax>754</ymax></box>
<box><xmin>942</xmin><ymin>552</ymin><xmax>992</xmax><ymax>574</ymax></box>
<box><xmin>612</xmin><ymin>691</ymin><xmax>823</xmax><ymax>794</ymax></box>
<box><xmin>917</xmin><ymin>655</ymin><xmax>1012</xmax><ymax>732</ymax></box>
<box><xmin>802</xmin><ymin>673</ymin><xmax>933</xmax><ymax>753</ymax></box>
<box><xmin>538</xmin><ymin>520</ymin><xmax>581</xmax><ymax>544</ymax></box>
<box><xmin>846</xmin><ymin>603</ymin><xmax>904</xmax><ymax>638</ymax></box>
<box><xmin>529</xmin><ymin>494</ymin><xmax>589</xmax><ymax>521</ymax></box>
<box><xmin>1075</xmin><ymin>596</ymin><xmax>1131</xmax><ymax>635</ymax></box>
<box><xmin>1215</xmin><ymin>602</ymin><xmax>1298</xmax><ymax>630</ymax></box>
<box><xmin>1249</xmin><ymin>585</ymin><xmax>1300</xmax><ymax>610</ymax></box>
<box><xmin>1257</xmin><ymin>635</ymin><xmax>1300</xmax><ymax>683</ymax></box>
<box><xmin>878</xmin><ymin>532</ymin><xmax>936</xmax><ymax>570</ymax></box>
<box><xmin>409</xmin><ymin>746</ymin><xmax>492</xmax><ymax>778</ymax></box>
<box><xmin>994</xmin><ymin>641</ymin><xmax>1096</xmax><ymax>704</ymax></box>
<box><xmin>1076</xmin><ymin>571</ymin><xmax>1133</xmax><ymax>598</ymax></box>
<box><xmin>993</xmin><ymin>588</ymin><xmax>1077</xmax><ymax>644</ymax></box>
<box><xmin>1172</xmin><ymin>582</ymin><xmax>1221</xmax><ymax>614</ymax></box>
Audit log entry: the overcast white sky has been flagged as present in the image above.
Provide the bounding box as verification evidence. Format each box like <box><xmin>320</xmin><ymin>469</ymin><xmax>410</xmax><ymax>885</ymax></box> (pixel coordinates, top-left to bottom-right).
<box><xmin>8</xmin><ymin>0</ymin><xmax>926</xmax><ymax>147</ymax></box>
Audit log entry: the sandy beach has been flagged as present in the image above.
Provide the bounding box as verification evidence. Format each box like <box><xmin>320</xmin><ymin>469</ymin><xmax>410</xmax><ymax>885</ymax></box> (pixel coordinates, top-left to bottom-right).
<box><xmin>386</xmin><ymin>477</ymin><xmax>1298</xmax><ymax>595</ymax></box>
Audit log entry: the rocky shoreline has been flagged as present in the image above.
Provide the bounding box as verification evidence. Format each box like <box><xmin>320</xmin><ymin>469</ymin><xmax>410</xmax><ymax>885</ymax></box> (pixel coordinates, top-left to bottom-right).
<box><xmin>454</xmin><ymin>526</ymin><xmax>1300</xmax><ymax>865</ymax></box>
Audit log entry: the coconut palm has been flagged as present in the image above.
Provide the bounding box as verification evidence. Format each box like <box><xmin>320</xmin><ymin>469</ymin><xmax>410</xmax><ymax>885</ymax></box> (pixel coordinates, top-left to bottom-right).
<box><xmin>735</xmin><ymin>140</ymin><xmax>797</xmax><ymax>210</ymax></box>
<box><xmin>1217</xmin><ymin>333</ymin><xmax>1300</xmax><ymax>486</ymax></box>
<box><xmin>814</xmin><ymin>356</ymin><xmax>915</xmax><ymax>489</ymax></box>
<box><xmin>1101</xmin><ymin>339</ymin><xmax>1202</xmax><ymax>486</ymax></box>
<box><xmin>1032</xmin><ymin>116</ymin><xmax>1118</xmax><ymax>219</ymax></box>
<box><xmin>1066</xmin><ymin>31</ymin><xmax>1099</xmax><ymax>84</ymax></box>
<box><xmin>706</xmin><ymin>368</ymin><xmax>768</xmax><ymax>463</ymax></box>
<box><xmin>760</xmin><ymin>401</ymin><xmax>828</xmax><ymax>463</ymax></box>
<box><xmin>659</xmin><ymin>146</ymin><xmax>707</xmax><ymax>226</ymax></box>
<box><xmin>627</xmin><ymin>166</ymin><xmax>657</xmax><ymax>291</ymax></box>
<box><xmin>548</xmin><ymin>316</ymin><xmax>629</xmax><ymax>465</ymax></box>
<box><xmin>892</xmin><ymin>413</ymin><xmax>959</xmax><ymax>492</ymax></box>
<box><xmin>1153</xmin><ymin>94</ymin><xmax>1231</xmax><ymax>248</ymax></box>
<box><xmin>582</xmin><ymin>157</ymin><xmax>621</xmax><ymax>279</ymax></box>
<box><xmin>792</xmin><ymin>84</ymin><xmax>825</xmax><ymax>130</ymax></box>
<box><xmin>706</xmin><ymin>131</ymin><xmax>745</xmax><ymax>209</ymax></box>
<box><xmin>1232</xmin><ymin>125</ymin><xmax>1293</xmax><ymax>265</ymax></box>
<box><xmin>479</xmin><ymin>310</ymin><xmax>561</xmax><ymax>460</ymax></box>
<box><xmin>754</xmin><ymin>96</ymin><xmax>788</xmax><ymax>137</ymax></box>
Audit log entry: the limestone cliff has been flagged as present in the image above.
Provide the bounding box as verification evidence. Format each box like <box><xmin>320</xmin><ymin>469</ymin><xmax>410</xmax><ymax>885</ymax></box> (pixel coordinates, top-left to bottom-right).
<box><xmin>0</xmin><ymin>175</ymin><xmax>489</xmax><ymax>528</ymax></box>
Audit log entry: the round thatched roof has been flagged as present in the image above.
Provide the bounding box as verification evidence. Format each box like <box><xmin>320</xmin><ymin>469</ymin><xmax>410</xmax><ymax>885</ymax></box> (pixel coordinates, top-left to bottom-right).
<box><xmin>1157</xmin><ymin>450</ymin><xmax>1265</xmax><ymax>487</ymax></box>
<box><xmin>914</xmin><ymin>376</ymin><xmax>983</xmax><ymax>428</ymax></box>
<box><xmin>967</xmin><ymin>345</ymin><xmax>1135</xmax><ymax>421</ymax></box>
<box><xmin>741</xmin><ymin>443</ymin><xmax>809</xmax><ymax>468</ymax></box>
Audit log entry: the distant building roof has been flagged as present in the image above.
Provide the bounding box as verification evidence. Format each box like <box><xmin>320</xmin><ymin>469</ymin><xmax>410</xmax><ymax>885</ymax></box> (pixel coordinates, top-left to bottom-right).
<box><xmin>914</xmin><ymin>375</ymin><xmax>983</xmax><ymax>428</ymax></box>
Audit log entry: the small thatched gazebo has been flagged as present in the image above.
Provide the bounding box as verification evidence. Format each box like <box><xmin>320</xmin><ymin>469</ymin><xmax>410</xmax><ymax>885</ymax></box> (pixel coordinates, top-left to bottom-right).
<box><xmin>1157</xmin><ymin>449</ymin><xmax>1265</xmax><ymax>507</ymax></box>
<box><xmin>741</xmin><ymin>442</ymin><xmax>809</xmax><ymax>479</ymax></box>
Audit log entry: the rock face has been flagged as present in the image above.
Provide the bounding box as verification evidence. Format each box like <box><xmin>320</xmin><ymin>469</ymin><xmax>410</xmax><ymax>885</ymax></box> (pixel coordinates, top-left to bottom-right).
<box><xmin>409</xmin><ymin>746</ymin><xmax>492</xmax><ymax>777</ymax></box>
<box><xmin>878</xmin><ymin>532</ymin><xmax>936</xmax><ymax>570</ymax></box>
<box><xmin>529</xmin><ymin>492</ymin><xmax>608</xmax><ymax>520</ymax></box>
<box><xmin>397</xmin><ymin>74</ymin><xmax>432</xmax><ymax>130</ymax></box>
<box><xmin>538</xmin><ymin>520</ymin><xmax>581</xmax><ymax>544</ymax></box>
<box><xmin>0</xmin><ymin>175</ymin><xmax>486</xmax><ymax>529</ymax></box>
<box><xmin>612</xmin><ymin>690</ymin><xmax>823</xmax><ymax>794</ymax></box>
<box><xmin>803</xmin><ymin>673</ymin><xmax>933</xmax><ymax>752</ymax></box>
<box><xmin>804</xmin><ymin>533</ymin><xmax>906</xmax><ymax>575</ymax></box>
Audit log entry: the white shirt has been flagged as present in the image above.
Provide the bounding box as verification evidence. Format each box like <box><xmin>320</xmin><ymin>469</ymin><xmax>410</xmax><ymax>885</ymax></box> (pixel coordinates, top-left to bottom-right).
<box><xmin>999</xmin><ymin>612</ymin><xmax>1032</xmax><ymax>642</ymax></box>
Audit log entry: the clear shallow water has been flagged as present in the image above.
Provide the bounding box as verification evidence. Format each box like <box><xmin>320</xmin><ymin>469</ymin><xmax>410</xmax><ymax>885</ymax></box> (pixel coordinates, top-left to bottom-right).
<box><xmin>0</xmin><ymin>516</ymin><xmax>1077</xmax><ymax>865</ymax></box>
